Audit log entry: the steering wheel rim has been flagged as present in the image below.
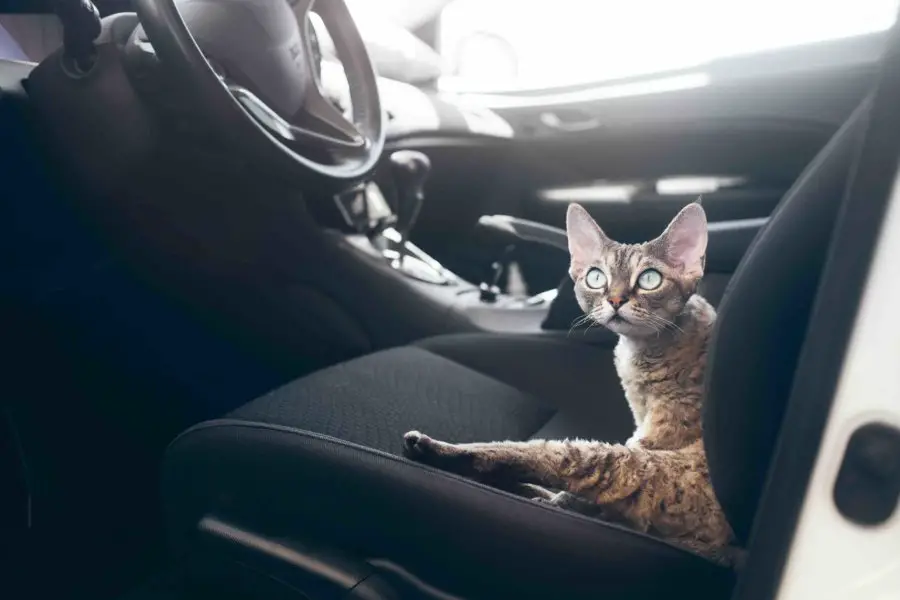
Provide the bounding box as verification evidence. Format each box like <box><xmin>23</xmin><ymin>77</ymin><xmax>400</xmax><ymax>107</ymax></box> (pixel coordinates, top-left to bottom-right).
<box><xmin>132</xmin><ymin>0</ymin><xmax>384</xmax><ymax>186</ymax></box>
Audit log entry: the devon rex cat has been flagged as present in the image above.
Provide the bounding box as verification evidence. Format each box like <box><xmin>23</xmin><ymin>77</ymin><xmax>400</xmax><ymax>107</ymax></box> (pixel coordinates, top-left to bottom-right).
<box><xmin>402</xmin><ymin>202</ymin><xmax>739</xmax><ymax>565</ymax></box>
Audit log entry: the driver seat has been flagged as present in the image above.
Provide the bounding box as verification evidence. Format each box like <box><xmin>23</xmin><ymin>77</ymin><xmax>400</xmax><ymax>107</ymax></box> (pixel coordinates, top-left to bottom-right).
<box><xmin>163</xmin><ymin>98</ymin><xmax>871</xmax><ymax>600</ymax></box>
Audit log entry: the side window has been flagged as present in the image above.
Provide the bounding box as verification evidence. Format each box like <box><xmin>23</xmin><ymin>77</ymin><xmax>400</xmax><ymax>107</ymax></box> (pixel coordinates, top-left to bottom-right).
<box><xmin>0</xmin><ymin>15</ymin><xmax>64</xmax><ymax>63</ymax></box>
<box><xmin>0</xmin><ymin>18</ymin><xmax>29</xmax><ymax>62</ymax></box>
<box><xmin>437</xmin><ymin>0</ymin><xmax>900</xmax><ymax>93</ymax></box>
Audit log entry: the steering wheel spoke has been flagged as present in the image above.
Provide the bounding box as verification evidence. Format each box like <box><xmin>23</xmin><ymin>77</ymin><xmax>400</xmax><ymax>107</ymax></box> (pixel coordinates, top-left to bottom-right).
<box><xmin>300</xmin><ymin>85</ymin><xmax>366</xmax><ymax>148</ymax></box>
<box><xmin>228</xmin><ymin>83</ymin><xmax>365</xmax><ymax>152</ymax></box>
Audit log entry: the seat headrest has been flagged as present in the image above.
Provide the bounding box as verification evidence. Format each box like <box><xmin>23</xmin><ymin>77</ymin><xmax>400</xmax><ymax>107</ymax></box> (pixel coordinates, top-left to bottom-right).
<box><xmin>703</xmin><ymin>96</ymin><xmax>872</xmax><ymax>543</ymax></box>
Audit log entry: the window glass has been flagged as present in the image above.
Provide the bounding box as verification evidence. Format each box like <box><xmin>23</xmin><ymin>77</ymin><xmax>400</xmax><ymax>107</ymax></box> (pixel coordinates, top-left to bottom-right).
<box><xmin>436</xmin><ymin>0</ymin><xmax>900</xmax><ymax>92</ymax></box>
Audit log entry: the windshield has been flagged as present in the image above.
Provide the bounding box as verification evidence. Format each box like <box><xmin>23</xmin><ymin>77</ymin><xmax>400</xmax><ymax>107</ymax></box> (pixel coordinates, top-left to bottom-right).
<box><xmin>352</xmin><ymin>0</ymin><xmax>900</xmax><ymax>93</ymax></box>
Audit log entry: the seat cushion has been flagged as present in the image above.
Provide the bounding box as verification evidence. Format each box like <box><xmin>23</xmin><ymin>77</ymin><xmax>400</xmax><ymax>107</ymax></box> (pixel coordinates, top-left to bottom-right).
<box><xmin>164</xmin><ymin>343</ymin><xmax>732</xmax><ymax>599</ymax></box>
<box><xmin>415</xmin><ymin>333</ymin><xmax>635</xmax><ymax>441</ymax></box>
<box><xmin>229</xmin><ymin>346</ymin><xmax>556</xmax><ymax>453</ymax></box>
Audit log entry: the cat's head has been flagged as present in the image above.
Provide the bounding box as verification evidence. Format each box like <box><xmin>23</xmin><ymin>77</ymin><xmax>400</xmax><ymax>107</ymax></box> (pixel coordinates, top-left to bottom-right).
<box><xmin>566</xmin><ymin>202</ymin><xmax>707</xmax><ymax>338</ymax></box>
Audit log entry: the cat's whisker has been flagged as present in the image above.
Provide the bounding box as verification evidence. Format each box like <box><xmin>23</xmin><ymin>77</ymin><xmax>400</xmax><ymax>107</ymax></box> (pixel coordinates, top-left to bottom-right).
<box><xmin>640</xmin><ymin>314</ymin><xmax>673</xmax><ymax>338</ymax></box>
<box><xmin>644</xmin><ymin>312</ymin><xmax>685</xmax><ymax>335</ymax></box>
<box><xmin>567</xmin><ymin>313</ymin><xmax>592</xmax><ymax>333</ymax></box>
<box><xmin>568</xmin><ymin>312</ymin><xmax>598</xmax><ymax>337</ymax></box>
<box><xmin>661</xmin><ymin>318</ymin><xmax>686</xmax><ymax>334</ymax></box>
<box><xmin>568</xmin><ymin>318</ymin><xmax>587</xmax><ymax>336</ymax></box>
<box><xmin>571</xmin><ymin>314</ymin><xmax>590</xmax><ymax>327</ymax></box>
<box><xmin>580</xmin><ymin>311</ymin><xmax>605</xmax><ymax>336</ymax></box>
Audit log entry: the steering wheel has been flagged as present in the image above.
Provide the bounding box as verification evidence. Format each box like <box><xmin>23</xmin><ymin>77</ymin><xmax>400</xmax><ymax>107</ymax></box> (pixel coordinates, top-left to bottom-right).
<box><xmin>130</xmin><ymin>0</ymin><xmax>384</xmax><ymax>186</ymax></box>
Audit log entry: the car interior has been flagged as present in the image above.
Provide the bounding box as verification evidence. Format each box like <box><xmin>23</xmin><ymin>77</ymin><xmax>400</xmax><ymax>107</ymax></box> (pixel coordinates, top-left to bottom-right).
<box><xmin>2</xmin><ymin>1</ymin><xmax>899</xmax><ymax>599</ymax></box>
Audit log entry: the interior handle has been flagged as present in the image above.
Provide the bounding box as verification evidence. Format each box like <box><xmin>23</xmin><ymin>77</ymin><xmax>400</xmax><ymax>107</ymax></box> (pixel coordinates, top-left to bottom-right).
<box><xmin>477</xmin><ymin>215</ymin><xmax>568</xmax><ymax>251</ymax></box>
<box><xmin>477</xmin><ymin>215</ymin><xmax>772</xmax><ymax>269</ymax></box>
<box><xmin>539</xmin><ymin>110</ymin><xmax>600</xmax><ymax>132</ymax></box>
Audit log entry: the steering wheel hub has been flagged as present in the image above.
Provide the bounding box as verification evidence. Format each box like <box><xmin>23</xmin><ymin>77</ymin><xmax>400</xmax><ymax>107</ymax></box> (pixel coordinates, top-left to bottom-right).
<box><xmin>172</xmin><ymin>0</ymin><xmax>312</xmax><ymax>119</ymax></box>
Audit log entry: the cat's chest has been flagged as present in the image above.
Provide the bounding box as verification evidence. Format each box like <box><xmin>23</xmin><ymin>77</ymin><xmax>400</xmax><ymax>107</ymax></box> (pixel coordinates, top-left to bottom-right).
<box><xmin>613</xmin><ymin>344</ymin><xmax>641</xmax><ymax>388</ymax></box>
<box><xmin>614</xmin><ymin>342</ymin><xmax>653</xmax><ymax>415</ymax></box>
<box><xmin>614</xmin><ymin>339</ymin><xmax>701</xmax><ymax>398</ymax></box>
<box><xmin>614</xmin><ymin>341</ymin><xmax>664</xmax><ymax>379</ymax></box>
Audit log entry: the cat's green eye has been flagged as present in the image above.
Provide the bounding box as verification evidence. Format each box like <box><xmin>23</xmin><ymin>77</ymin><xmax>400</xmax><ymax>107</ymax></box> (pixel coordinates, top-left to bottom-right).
<box><xmin>637</xmin><ymin>269</ymin><xmax>663</xmax><ymax>290</ymax></box>
<box><xmin>585</xmin><ymin>268</ymin><xmax>607</xmax><ymax>289</ymax></box>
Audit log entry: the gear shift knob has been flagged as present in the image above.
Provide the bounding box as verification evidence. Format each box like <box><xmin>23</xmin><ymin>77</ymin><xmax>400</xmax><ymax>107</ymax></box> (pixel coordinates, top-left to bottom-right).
<box><xmin>389</xmin><ymin>150</ymin><xmax>431</xmax><ymax>240</ymax></box>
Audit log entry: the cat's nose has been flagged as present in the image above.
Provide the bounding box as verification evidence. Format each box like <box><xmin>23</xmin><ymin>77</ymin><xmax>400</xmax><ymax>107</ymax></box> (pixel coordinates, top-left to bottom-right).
<box><xmin>608</xmin><ymin>295</ymin><xmax>628</xmax><ymax>310</ymax></box>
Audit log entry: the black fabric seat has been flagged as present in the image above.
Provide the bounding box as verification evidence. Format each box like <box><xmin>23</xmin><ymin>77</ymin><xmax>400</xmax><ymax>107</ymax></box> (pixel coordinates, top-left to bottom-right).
<box><xmin>163</xmin><ymin>98</ymin><xmax>872</xmax><ymax>600</ymax></box>
<box><xmin>230</xmin><ymin>337</ymin><xmax>638</xmax><ymax>452</ymax></box>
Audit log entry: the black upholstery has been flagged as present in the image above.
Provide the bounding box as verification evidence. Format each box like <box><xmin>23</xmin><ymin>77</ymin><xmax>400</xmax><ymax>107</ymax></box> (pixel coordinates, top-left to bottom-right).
<box><xmin>416</xmin><ymin>333</ymin><xmax>635</xmax><ymax>440</ymax></box>
<box><xmin>229</xmin><ymin>336</ymin><xmax>638</xmax><ymax>451</ymax></box>
<box><xmin>166</xmin><ymin>342</ymin><xmax>724</xmax><ymax>600</ymax></box>
<box><xmin>163</xmin><ymin>101</ymin><xmax>871</xmax><ymax>599</ymax></box>
<box><xmin>704</xmin><ymin>96</ymin><xmax>871</xmax><ymax>543</ymax></box>
<box><xmin>230</xmin><ymin>346</ymin><xmax>556</xmax><ymax>453</ymax></box>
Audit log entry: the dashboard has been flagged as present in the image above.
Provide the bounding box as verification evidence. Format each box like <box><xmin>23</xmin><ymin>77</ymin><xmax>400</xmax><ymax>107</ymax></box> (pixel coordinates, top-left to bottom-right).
<box><xmin>317</xmin><ymin>59</ymin><xmax>513</xmax><ymax>141</ymax></box>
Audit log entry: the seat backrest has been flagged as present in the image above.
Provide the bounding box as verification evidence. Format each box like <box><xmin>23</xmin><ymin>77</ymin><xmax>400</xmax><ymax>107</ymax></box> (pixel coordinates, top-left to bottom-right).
<box><xmin>703</xmin><ymin>96</ymin><xmax>872</xmax><ymax>543</ymax></box>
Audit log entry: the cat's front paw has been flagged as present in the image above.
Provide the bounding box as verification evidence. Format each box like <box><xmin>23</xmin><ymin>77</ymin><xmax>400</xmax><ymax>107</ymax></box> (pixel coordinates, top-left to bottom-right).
<box><xmin>402</xmin><ymin>430</ymin><xmax>438</xmax><ymax>459</ymax></box>
<box><xmin>402</xmin><ymin>430</ymin><xmax>475</xmax><ymax>474</ymax></box>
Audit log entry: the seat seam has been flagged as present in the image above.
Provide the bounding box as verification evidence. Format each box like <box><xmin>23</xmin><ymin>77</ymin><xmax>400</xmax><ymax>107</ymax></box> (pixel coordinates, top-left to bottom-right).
<box><xmin>414</xmin><ymin>334</ymin><xmax>610</xmax><ymax>352</ymax></box>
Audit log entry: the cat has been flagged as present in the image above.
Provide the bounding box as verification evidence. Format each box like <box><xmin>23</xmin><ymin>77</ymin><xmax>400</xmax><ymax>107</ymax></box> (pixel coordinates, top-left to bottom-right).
<box><xmin>402</xmin><ymin>202</ymin><xmax>739</xmax><ymax>566</ymax></box>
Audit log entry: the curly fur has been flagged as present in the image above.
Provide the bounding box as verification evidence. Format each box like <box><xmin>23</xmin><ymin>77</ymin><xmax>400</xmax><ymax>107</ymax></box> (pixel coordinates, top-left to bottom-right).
<box><xmin>402</xmin><ymin>202</ymin><xmax>741</xmax><ymax>567</ymax></box>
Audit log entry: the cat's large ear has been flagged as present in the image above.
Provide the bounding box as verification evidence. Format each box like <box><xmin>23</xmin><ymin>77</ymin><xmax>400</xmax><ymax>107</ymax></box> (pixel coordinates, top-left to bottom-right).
<box><xmin>566</xmin><ymin>203</ymin><xmax>610</xmax><ymax>278</ymax></box>
<box><xmin>654</xmin><ymin>202</ymin><xmax>707</xmax><ymax>278</ymax></box>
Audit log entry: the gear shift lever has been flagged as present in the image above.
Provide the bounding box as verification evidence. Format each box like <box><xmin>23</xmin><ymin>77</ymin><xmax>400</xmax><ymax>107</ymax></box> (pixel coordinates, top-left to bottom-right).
<box><xmin>389</xmin><ymin>150</ymin><xmax>431</xmax><ymax>242</ymax></box>
<box><xmin>367</xmin><ymin>150</ymin><xmax>449</xmax><ymax>284</ymax></box>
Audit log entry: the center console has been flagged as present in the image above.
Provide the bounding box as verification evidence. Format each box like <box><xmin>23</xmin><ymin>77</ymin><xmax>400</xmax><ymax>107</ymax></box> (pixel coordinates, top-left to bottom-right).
<box><xmin>333</xmin><ymin>149</ymin><xmax>576</xmax><ymax>336</ymax></box>
<box><xmin>330</xmin><ymin>150</ymin><xmax>768</xmax><ymax>344</ymax></box>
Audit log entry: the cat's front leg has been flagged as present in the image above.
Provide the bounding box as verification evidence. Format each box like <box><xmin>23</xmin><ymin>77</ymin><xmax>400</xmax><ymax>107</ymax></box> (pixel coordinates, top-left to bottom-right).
<box><xmin>402</xmin><ymin>430</ymin><xmax>573</xmax><ymax>487</ymax></box>
<box><xmin>402</xmin><ymin>431</ymin><xmax>636</xmax><ymax>497</ymax></box>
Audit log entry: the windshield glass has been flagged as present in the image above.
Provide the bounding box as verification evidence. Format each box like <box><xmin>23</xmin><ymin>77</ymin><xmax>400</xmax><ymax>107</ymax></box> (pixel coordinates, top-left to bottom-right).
<box><xmin>352</xmin><ymin>0</ymin><xmax>900</xmax><ymax>92</ymax></box>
